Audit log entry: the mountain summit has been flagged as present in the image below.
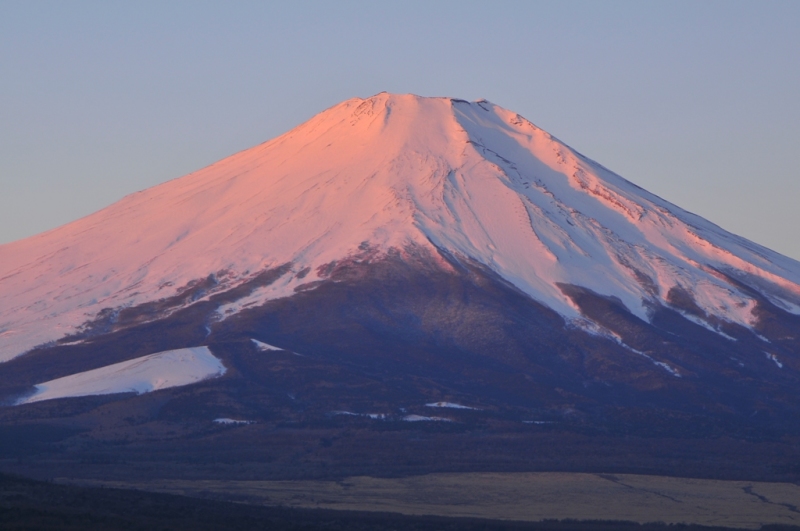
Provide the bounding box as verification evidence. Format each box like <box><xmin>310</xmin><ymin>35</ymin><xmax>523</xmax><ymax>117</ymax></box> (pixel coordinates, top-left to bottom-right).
<box><xmin>2</xmin><ymin>93</ymin><xmax>799</xmax><ymax>362</ymax></box>
<box><xmin>2</xmin><ymin>94</ymin><xmax>800</xmax><ymax>483</ymax></box>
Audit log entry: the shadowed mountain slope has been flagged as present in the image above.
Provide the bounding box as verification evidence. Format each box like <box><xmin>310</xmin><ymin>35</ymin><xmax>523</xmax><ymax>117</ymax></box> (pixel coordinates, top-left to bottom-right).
<box><xmin>1</xmin><ymin>94</ymin><xmax>800</xmax><ymax>484</ymax></box>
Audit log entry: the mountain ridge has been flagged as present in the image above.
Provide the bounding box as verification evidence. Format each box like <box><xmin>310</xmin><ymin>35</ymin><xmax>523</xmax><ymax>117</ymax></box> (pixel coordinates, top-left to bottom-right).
<box><xmin>2</xmin><ymin>93</ymin><xmax>800</xmax><ymax>485</ymax></box>
<box><xmin>2</xmin><ymin>92</ymin><xmax>799</xmax><ymax>363</ymax></box>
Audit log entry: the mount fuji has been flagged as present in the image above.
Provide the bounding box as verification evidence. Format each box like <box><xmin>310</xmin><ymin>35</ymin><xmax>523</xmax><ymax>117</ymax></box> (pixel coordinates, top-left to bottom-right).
<box><xmin>1</xmin><ymin>93</ymin><xmax>800</xmax><ymax>483</ymax></box>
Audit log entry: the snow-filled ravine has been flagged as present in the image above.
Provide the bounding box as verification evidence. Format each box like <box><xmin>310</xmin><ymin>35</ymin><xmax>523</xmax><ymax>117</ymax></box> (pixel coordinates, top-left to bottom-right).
<box><xmin>2</xmin><ymin>93</ymin><xmax>800</xmax><ymax>361</ymax></box>
<box><xmin>16</xmin><ymin>346</ymin><xmax>225</xmax><ymax>405</ymax></box>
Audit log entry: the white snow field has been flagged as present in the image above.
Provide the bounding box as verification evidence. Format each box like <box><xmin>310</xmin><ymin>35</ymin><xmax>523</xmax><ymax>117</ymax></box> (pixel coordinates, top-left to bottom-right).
<box><xmin>2</xmin><ymin>93</ymin><xmax>800</xmax><ymax>361</ymax></box>
<box><xmin>16</xmin><ymin>346</ymin><xmax>226</xmax><ymax>405</ymax></box>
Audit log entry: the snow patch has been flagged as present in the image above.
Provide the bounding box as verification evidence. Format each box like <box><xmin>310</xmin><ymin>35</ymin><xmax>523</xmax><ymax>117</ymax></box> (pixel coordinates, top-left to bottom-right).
<box><xmin>250</xmin><ymin>338</ymin><xmax>283</xmax><ymax>351</ymax></box>
<box><xmin>765</xmin><ymin>352</ymin><xmax>783</xmax><ymax>369</ymax></box>
<box><xmin>16</xmin><ymin>346</ymin><xmax>225</xmax><ymax>405</ymax></box>
<box><xmin>763</xmin><ymin>295</ymin><xmax>800</xmax><ymax>316</ymax></box>
<box><xmin>214</xmin><ymin>418</ymin><xmax>254</xmax><ymax>425</ymax></box>
<box><xmin>575</xmin><ymin>319</ymin><xmax>682</xmax><ymax>377</ymax></box>
<box><xmin>216</xmin><ymin>269</ymin><xmax>324</xmax><ymax>320</ymax></box>
<box><xmin>251</xmin><ymin>339</ymin><xmax>303</xmax><ymax>356</ymax></box>
<box><xmin>678</xmin><ymin>311</ymin><xmax>737</xmax><ymax>341</ymax></box>
<box><xmin>332</xmin><ymin>411</ymin><xmax>387</xmax><ymax>419</ymax></box>
<box><xmin>425</xmin><ymin>401</ymin><xmax>479</xmax><ymax>410</ymax></box>
<box><xmin>651</xmin><ymin>361</ymin><xmax>682</xmax><ymax>377</ymax></box>
<box><xmin>571</xmin><ymin>318</ymin><xmax>619</xmax><ymax>341</ymax></box>
<box><xmin>403</xmin><ymin>414</ymin><xmax>452</xmax><ymax>422</ymax></box>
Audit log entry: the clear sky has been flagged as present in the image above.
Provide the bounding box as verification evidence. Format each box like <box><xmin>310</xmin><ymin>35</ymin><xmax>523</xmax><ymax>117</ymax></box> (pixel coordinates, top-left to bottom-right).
<box><xmin>2</xmin><ymin>1</ymin><xmax>799</xmax><ymax>258</ymax></box>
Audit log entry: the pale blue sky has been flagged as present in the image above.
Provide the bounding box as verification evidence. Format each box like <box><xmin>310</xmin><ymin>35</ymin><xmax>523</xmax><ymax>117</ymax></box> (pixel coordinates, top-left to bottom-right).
<box><xmin>2</xmin><ymin>1</ymin><xmax>799</xmax><ymax>258</ymax></box>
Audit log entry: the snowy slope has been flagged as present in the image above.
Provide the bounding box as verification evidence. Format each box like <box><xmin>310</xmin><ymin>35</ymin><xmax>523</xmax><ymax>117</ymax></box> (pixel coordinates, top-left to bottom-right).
<box><xmin>16</xmin><ymin>346</ymin><xmax>225</xmax><ymax>404</ymax></box>
<box><xmin>2</xmin><ymin>93</ymin><xmax>800</xmax><ymax>361</ymax></box>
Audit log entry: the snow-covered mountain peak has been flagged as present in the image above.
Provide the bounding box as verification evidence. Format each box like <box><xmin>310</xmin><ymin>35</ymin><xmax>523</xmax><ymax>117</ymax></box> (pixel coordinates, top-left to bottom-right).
<box><xmin>2</xmin><ymin>93</ymin><xmax>800</xmax><ymax>361</ymax></box>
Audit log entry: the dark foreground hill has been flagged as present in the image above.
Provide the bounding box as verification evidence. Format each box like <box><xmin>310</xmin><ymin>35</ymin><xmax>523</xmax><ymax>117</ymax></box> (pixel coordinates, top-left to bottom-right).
<box><xmin>3</xmin><ymin>473</ymin><xmax>799</xmax><ymax>531</ymax></box>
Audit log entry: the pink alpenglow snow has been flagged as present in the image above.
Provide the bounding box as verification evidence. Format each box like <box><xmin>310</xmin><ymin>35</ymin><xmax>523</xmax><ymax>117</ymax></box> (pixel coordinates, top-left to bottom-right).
<box><xmin>2</xmin><ymin>93</ymin><xmax>800</xmax><ymax>362</ymax></box>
